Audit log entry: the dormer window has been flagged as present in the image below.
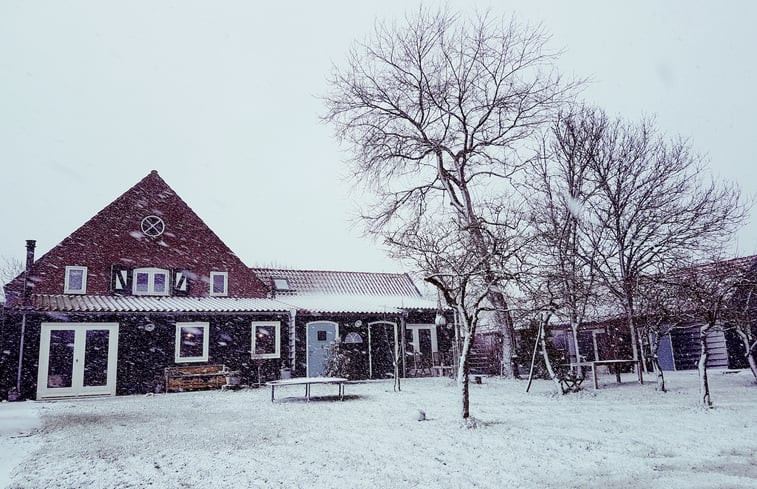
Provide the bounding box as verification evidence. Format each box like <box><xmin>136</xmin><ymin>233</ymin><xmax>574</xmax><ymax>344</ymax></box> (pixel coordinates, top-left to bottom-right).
<box><xmin>64</xmin><ymin>266</ymin><xmax>87</xmax><ymax>294</ymax></box>
<box><xmin>272</xmin><ymin>278</ymin><xmax>291</xmax><ymax>291</ymax></box>
<box><xmin>209</xmin><ymin>271</ymin><xmax>228</xmax><ymax>296</ymax></box>
<box><xmin>132</xmin><ymin>267</ymin><xmax>170</xmax><ymax>296</ymax></box>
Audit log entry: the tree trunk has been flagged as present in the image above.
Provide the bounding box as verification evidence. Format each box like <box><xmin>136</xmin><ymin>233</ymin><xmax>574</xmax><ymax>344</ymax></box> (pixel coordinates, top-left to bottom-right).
<box><xmin>452</xmin><ymin>182</ymin><xmax>517</xmax><ymax>379</ymax></box>
<box><xmin>454</xmin><ymin>303</ymin><xmax>477</xmax><ymax>419</ymax></box>
<box><xmin>570</xmin><ymin>318</ymin><xmax>582</xmax><ymax>377</ymax></box>
<box><xmin>624</xmin><ymin>308</ymin><xmax>640</xmax><ymax>365</ymax></box>
<box><xmin>736</xmin><ymin>329</ymin><xmax>757</xmax><ymax>382</ymax></box>
<box><xmin>698</xmin><ymin>325</ymin><xmax>712</xmax><ymax>407</ymax></box>
<box><xmin>747</xmin><ymin>351</ymin><xmax>757</xmax><ymax>384</ymax></box>
<box><xmin>487</xmin><ymin>290</ymin><xmax>516</xmax><ymax>378</ymax></box>
<box><xmin>457</xmin><ymin>326</ymin><xmax>473</xmax><ymax>419</ymax></box>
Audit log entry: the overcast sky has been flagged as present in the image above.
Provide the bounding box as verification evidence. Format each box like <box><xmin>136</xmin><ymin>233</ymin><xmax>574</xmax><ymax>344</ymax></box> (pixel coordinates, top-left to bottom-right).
<box><xmin>1</xmin><ymin>1</ymin><xmax>756</xmax><ymax>275</ymax></box>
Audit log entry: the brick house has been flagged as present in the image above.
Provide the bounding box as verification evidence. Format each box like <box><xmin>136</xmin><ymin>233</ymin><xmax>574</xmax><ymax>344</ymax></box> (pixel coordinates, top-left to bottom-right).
<box><xmin>0</xmin><ymin>171</ymin><xmax>450</xmax><ymax>400</ymax></box>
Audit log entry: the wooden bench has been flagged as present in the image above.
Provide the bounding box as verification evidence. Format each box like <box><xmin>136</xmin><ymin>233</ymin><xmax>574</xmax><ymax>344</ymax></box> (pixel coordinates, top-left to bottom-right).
<box><xmin>165</xmin><ymin>364</ymin><xmax>229</xmax><ymax>393</ymax></box>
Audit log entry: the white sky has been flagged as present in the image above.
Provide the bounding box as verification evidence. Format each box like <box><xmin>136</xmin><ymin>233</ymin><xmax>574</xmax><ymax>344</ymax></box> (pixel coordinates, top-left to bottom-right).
<box><xmin>1</xmin><ymin>1</ymin><xmax>756</xmax><ymax>274</ymax></box>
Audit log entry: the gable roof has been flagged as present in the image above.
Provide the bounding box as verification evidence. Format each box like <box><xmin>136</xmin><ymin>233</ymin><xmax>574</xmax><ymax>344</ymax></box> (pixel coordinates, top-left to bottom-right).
<box><xmin>2</xmin><ymin>170</ymin><xmax>435</xmax><ymax>315</ymax></box>
<box><xmin>4</xmin><ymin>171</ymin><xmax>267</xmax><ymax>301</ymax></box>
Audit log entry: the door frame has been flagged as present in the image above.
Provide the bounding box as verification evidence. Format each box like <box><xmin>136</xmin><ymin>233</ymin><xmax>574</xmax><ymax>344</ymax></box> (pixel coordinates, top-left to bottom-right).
<box><xmin>37</xmin><ymin>322</ymin><xmax>119</xmax><ymax>399</ymax></box>
<box><xmin>367</xmin><ymin>321</ymin><xmax>399</xmax><ymax>379</ymax></box>
<box><xmin>305</xmin><ymin>321</ymin><xmax>339</xmax><ymax>378</ymax></box>
<box><xmin>405</xmin><ymin>324</ymin><xmax>438</xmax><ymax>356</ymax></box>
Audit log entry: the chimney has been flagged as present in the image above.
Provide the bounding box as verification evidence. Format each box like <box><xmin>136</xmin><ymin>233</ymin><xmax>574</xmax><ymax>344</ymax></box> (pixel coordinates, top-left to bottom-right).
<box><xmin>23</xmin><ymin>240</ymin><xmax>36</xmax><ymax>299</ymax></box>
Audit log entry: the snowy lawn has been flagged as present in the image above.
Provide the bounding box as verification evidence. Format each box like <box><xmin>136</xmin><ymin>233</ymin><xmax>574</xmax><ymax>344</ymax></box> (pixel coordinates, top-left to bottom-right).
<box><xmin>1</xmin><ymin>370</ymin><xmax>756</xmax><ymax>489</ymax></box>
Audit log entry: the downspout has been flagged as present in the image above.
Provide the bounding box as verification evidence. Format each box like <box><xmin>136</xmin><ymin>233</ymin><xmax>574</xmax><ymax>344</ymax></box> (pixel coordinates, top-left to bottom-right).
<box><xmin>16</xmin><ymin>314</ymin><xmax>26</xmax><ymax>396</ymax></box>
<box><xmin>16</xmin><ymin>240</ymin><xmax>36</xmax><ymax>398</ymax></box>
<box><xmin>288</xmin><ymin>308</ymin><xmax>297</xmax><ymax>374</ymax></box>
<box><xmin>367</xmin><ymin>323</ymin><xmax>373</xmax><ymax>379</ymax></box>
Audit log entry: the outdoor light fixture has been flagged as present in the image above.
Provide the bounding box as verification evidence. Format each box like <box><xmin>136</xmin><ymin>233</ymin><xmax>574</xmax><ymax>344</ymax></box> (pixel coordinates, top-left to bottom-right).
<box><xmin>435</xmin><ymin>313</ymin><xmax>447</xmax><ymax>327</ymax></box>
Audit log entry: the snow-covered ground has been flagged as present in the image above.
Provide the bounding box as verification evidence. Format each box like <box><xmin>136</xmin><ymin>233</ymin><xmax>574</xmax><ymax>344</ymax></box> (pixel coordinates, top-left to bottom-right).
<box><xmin>1</xmin><ymin>370</ymin><xmax>755</xmax><ymax>488</ymax></box>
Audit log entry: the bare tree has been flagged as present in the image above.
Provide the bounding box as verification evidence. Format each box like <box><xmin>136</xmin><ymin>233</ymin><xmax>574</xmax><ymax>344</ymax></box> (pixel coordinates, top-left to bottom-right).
<box><xmin>579</xmin><ymin>111</ymin><xmax>747</xmax><ymax>371</ymax></box>
<box><xmin>721</xmin><ymin>259</ymin><xmax>757</xmax><ymax>382</ymax></box>
<box><xmin>323</xmin><ymin>8</ymin><xmax>578</xmax><ymax>380</ymax></box>
<box><xmin>634</xmin><ymin>275</ymin><xmax>686</xmax><ymax>392</ymax></box>
<box><xmin>0</xmin><ymin>256</ymin><xmax>24</xmax><ymax>302</ymax></box>
<box><xmin>526</xmin><ymin>106</ymin><xmax>606</xmax><ymax>376</ymax></box>
<box><xmin>672</xmin><ymin>256</ymin><xmax>754</xmax><ymax>407</ymax></box>
<box><xmin>388</xmin><ymin>215</ymin><xmax>523</xmax><ymax>420</ymax></box>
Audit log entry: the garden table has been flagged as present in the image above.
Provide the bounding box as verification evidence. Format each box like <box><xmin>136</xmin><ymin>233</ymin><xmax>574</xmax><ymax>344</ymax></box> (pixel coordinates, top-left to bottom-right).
<box><xmin>571</xmin><ymin>359</ymin><xmax>643</xmax><ymax>389</ymax></box>
<box><xmin>265</xmin><ymin>377</ymin><xmax>347</xmax><ymax>402</ymax></box>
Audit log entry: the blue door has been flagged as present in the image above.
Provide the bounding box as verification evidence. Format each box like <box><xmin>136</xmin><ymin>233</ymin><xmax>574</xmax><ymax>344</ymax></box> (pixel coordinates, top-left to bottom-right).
<box><xmin>656</xmin><ymin>334</ymin><xmax>676</xmax><ymax>371</ymax></box>
<box><xmin>307</xmin><ymin>321</ymin><xmax>338</xmax><ymax>377</ymax></box>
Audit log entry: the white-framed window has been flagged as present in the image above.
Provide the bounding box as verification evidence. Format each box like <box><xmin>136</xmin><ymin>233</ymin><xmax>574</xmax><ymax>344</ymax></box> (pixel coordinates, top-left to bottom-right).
<box><xmin>175</xmin><ymin>322</ymin><xmax>210</xmax><ymax>363</ymax></box>
<box><xmin>132</xmin><ymin>267</ymin><xmax>170</xmax><ymax>296</ymax></box>
<box><xmin>209</xmin><ymin>271</ymin><xmax>228</xmax><ymax>296</ymax></box>
<box><xmin>251</xmin><ymin>321</ymin><xmax>280</xmax><ymax>359</ymax></box>
<box><xmin>64</xmin><ymin>266</ymin><xmax>88</xmax><ymax>294</ymax></box>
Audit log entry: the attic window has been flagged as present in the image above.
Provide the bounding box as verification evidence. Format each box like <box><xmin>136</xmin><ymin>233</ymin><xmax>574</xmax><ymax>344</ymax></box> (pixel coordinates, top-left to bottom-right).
<box><xmin>272</xmin><ymin>278</ymin><xmax>290</xmax><ymax>291</ymax></box>
<box><xmin>132</xmin><ymin>267</ymin><xmax>170</xmax><ymax>296</ymax></box>
<box><xmin>64</xmin><ymin>266</ymin><xmax>87</xmax><ymax>294</ymax></box>
<box><xmin>210</xmin><ymin>271</ymin><xmax>228</xmax><ymax>296</ymax></box>
<box><xmin>141</xmin><ymin>215</ymin><xmax>165</xmax><ymax>237</ymax></box>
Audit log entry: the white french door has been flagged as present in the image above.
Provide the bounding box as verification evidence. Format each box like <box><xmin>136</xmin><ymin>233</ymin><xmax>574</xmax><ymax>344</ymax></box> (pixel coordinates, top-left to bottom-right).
<box><xmin>37</xmin><ymin>323</ymin><xmax>119</xmax><ymax>399</ymax></box>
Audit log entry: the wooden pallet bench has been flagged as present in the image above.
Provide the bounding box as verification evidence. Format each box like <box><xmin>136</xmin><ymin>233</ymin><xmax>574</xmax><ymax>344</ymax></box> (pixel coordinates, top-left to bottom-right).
<box><xmin>165</xmin><ymin>364</ymin><xmax>229</xmax><ymax>393</ymax></box>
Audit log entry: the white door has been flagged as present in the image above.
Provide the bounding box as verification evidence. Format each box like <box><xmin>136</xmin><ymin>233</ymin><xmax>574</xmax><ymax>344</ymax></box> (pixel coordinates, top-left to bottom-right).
<box><xmin>306</xmin><ymin>321</ymin><xmax>338</xmax><ymax>377</ymax></box>
<box><xmin>37</xmin><ymin>323</ymin><xmax>119</xmax><ymax>399</ymax></box>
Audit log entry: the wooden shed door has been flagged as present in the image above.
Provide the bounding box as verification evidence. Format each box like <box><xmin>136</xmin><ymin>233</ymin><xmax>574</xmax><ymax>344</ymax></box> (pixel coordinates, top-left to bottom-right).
<box><xmin>37</xmin><ymin>323</ymin><xmax>119</xmax><ymax>399</ymax></box>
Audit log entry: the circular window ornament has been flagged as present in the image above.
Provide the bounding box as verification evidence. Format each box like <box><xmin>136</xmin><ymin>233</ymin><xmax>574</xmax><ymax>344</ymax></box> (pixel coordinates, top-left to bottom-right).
<box><xmin>141</xmin><ymin>215</ymin><xmax>165</xmax><ymax>237</ymax></box>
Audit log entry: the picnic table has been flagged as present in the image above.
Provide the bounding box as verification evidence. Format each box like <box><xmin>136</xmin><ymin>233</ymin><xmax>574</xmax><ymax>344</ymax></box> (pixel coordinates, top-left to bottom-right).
<box><xmin>571</xmin><ymin>359</ymin><xmax>643</xmax><ymax>389</ymax></box>
<box><xmin>265</xmin><ymin>377</ymin><xmax>348</xmax><ymax>402</ymax></box>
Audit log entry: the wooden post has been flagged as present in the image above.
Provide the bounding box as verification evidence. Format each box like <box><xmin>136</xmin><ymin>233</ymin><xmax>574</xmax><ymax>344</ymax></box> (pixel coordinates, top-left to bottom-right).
<box><xmin>400</xmin><ymin>315</ymin><xmax>407</xmax><ymax>378</ymax></box>
<box><xmin>368</xmin><ymin>323</ymin><xmax>373</xmax><ymax>379</ymax></box>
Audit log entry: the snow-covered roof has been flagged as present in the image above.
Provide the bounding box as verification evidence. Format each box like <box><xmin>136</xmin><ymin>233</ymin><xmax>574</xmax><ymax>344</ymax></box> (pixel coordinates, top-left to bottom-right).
<box><xmin>7</xmin><ymin>268</ymin><xmax>438</xmax><ymax>314</ymax></box>
<box><xmin>252</xmin><ymin>268</ymin><xmax>422</xmax><ymax>297</ymax></box>
<box><xmin>249</xmin><ymin>268</ymin><xmax>437</xmax><ymax>313</ymax></box>
<box><xmin>9</xmin><ymin>293</ymin><xmax>438</xmax><ymax>315</ymax></box>
<box><xmin>19</xmin><ymin>294</ymin><xmax>288</xmax><ymax>313</ymax></box>
<box><xmin>275</xmin><ymin>294</ymin><xmax>438</xmax><ymax>314</ymax></box>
